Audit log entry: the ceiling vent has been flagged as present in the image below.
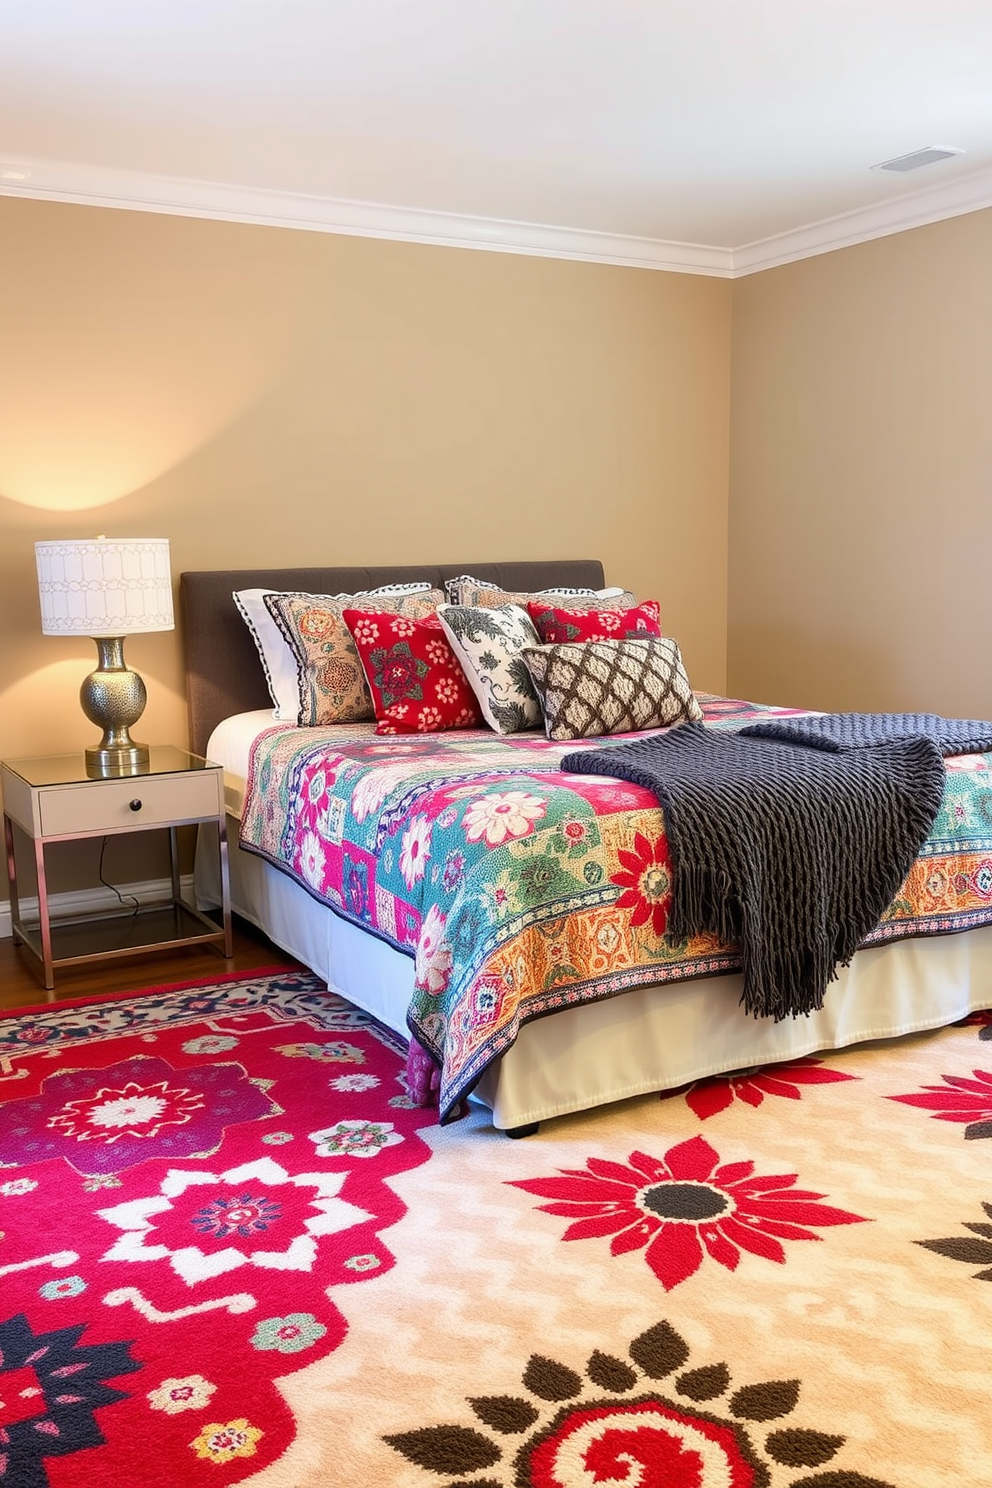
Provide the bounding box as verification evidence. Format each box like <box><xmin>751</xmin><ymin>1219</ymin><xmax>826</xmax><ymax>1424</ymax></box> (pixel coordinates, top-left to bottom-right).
<box><xmin>871</xmin><ymin>145</ymin><xmax>964</xmax><ymax>173</ymax></box>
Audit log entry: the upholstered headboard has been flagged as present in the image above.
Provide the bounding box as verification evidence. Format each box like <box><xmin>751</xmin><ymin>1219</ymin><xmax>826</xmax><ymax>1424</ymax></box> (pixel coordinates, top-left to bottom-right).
<box><xmin>180</xmin><ymin>560</ymin><xmax>605</xmax><ymax>758</ymax></box>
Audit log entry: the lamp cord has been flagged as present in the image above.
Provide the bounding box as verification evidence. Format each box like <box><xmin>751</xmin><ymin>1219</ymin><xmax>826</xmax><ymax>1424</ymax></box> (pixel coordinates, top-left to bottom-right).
<box><xmin>98</xmin><ymin>837</ymin><xmax>141</xmax><ymax>922</ymax></box>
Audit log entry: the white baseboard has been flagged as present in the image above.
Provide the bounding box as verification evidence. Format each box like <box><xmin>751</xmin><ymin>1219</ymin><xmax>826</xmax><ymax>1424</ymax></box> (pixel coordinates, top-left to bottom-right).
<box><xmin>0</xmin><ymin>873</ymin><xmax>197</xmax><ymax>941</ymax></box>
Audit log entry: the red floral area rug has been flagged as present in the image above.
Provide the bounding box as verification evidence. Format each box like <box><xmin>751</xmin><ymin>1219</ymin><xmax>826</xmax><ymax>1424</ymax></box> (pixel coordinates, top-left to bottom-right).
<box><xmin>1</xmin><ymin>982</ymin><xmax>991</xmax><ymax>1487</ymax></box>
<box><xmin>0</xmin><ymin>968</ymin><xmax>435</xmax><ymax>1488</ymax></box>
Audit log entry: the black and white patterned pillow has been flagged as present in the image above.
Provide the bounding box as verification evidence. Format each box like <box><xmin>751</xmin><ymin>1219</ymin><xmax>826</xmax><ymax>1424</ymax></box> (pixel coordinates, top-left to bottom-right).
<box><xmin>521</xmin><ymin>637</ymin><xmax>703</xmax><ymax>742</ymax></box>
<box><xmin>436</xmin><ymin>604</ymin><xmax>543</xmax><ymax>734</ymax></box>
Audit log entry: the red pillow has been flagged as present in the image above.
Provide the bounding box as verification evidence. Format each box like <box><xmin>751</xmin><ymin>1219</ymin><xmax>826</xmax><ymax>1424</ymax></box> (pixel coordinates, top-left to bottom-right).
<box><xmin>527</xmin><ymin>599</ymin><xmax>662</xmax><ymax>644</ymax></box>
<box><xmin>342</xmin><ymin>609</ymin><xmax>482</xmax><ymax>735</ymax></box>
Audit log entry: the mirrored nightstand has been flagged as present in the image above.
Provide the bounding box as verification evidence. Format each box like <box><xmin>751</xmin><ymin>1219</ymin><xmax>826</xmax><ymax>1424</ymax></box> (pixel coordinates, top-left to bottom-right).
<box><xmin>2</xmin><ymin>746</ymin><xmax>233</xmax><ymax>995</ymax></box>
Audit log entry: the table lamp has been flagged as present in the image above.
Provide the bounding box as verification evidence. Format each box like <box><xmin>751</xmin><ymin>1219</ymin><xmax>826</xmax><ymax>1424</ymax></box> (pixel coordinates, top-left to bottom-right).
<box><xmin>35</xmin><ymin>536</ymin><xmax>174</xmax><ymax>777</ymax></box>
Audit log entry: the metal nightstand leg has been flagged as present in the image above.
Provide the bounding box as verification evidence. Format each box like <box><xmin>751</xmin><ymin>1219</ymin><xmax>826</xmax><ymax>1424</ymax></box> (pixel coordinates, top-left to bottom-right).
<box><xmin>218</xmin><ymin>817</ymin><xmax>233</xmax><ymax>957</ymax></box>
<box><xmin>33</xmin><ymin>835</ymin><xmax>55</xmax><ymax>993</ymax></box>
<box><xmin>169</xmin><ymin>825</ymin><xmax>182</xmax><ymax>903</ymax></box>
<box><xmin>4</xmin><ymin>812</ymin><xmax>27</xmax><ymax>964</ymax></box>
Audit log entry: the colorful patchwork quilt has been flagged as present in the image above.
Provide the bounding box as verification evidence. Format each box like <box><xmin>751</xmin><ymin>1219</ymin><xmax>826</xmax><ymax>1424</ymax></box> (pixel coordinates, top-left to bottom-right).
<box><xmin>239</xmin><ymin>697</ymin><xmax>992</xmax><ymax>1120</ymax></box>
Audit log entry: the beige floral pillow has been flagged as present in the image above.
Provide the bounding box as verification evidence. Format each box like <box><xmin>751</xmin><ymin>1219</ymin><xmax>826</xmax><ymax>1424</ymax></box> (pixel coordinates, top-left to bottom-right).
<box><xmin>264</xmin><ymin>589</ymin><xmax>444</xmax><ymax>724</ymax></box>
<box><xmin>450</xmin><ymin>581</ymin><xmax>636</xmax><ymax>610</ymax></box>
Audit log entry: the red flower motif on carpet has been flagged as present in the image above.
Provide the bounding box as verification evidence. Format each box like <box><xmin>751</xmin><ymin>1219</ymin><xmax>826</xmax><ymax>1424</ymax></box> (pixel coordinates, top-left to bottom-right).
<box><xmin>611</xmin><ymin>831</ymin><xmax>671</xmax><ymax>938</ymax></box>
<box><xmin>889</xmin><ymin>1067</ymin><xmax>992</xmax><ymax>1140</ymax></box>
<box><xmin>669</xmin><ymin>1057</ymin><xmax>858</xmax><ymax>1120</ymax></box>
<box><xmin>510</xmin><ymin>1135</ymin><xmax>867</xmax><ymax>1291</ymax></box>
<box><xmin>956</xmin><ymin>1009</ymin><xmax>992</xmax><ymax>1041</ymax></box>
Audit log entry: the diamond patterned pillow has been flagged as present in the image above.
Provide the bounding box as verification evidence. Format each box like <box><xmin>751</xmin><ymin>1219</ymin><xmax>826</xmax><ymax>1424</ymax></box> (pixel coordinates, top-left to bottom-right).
<box><xmin>521</xmin><ymin>637</ymin><xmax>703</xmax><ymax>742</ymax></box>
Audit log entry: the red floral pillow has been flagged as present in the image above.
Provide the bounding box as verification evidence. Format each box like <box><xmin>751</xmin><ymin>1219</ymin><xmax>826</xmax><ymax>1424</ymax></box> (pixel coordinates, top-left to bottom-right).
<box><xmin>342</xmin><ymin>609</ymin><xmax>483</xmax><ymax>735</ymax></box>
<box><xmin>527</xmin><ymin>599</ymin><xmax>662</xmax><ymax>644</ymax></box>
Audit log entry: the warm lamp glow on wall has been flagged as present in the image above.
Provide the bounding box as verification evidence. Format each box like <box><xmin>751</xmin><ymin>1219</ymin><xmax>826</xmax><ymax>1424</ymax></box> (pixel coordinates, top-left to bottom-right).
<box><xmin>35</xmin><ymin>537</ymin><xmax>174</xmax><ymax>777</ymax></box>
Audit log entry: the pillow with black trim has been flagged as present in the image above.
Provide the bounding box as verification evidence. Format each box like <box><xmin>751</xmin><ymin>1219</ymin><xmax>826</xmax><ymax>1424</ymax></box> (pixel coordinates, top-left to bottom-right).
<box><xmin>436</xmin><ymin>603</ymin><xmax>542</xmax><ymax>734</ymax></box>
<box><xmin>521</xmin><ymin>636</ymin><xmax>703</xmax><ymax>742</ymax></box>
<box><xmin>234</xmin><ymin>582</ymin><xmax>433</xmax><ymax>721</ymax></box>
<box><xmin>262</xmin><ymin>587</ymin><xmax>444</xmax><ymax>725</ymax></box>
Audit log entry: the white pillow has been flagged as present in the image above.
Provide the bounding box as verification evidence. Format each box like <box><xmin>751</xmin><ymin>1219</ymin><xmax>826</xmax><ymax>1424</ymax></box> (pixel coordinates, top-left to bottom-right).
<box><xmin>234</xmin><ymin>582</ymin><xmax>433</xmax><ymax>721</ymax></box>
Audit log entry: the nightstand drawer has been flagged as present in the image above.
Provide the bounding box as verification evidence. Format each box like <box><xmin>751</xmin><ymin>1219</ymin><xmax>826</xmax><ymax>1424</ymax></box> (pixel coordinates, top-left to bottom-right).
<box><xmin>38</xmin><ymin>772</ymin><xmax>221</xmax><ymax>837</ymax></box>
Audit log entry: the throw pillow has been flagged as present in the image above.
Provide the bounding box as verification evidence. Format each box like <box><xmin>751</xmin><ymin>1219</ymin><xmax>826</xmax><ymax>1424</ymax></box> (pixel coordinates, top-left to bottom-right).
<box><xmin>444</xmin><ymin>574</ymin><xmax>627</xmax><ymax>605</ymax></box>
<box><xmin>448</xmin><ymin>579</ymin><xmax>636</xmax><ymax>610</ymax></box>
<box><xmin>343</xmin><ymin>609</ymin><xmax>483</xmax><ymax>735</ymax></box>
<box><xmin>436</xmin><ymin>603</ymin><xmax>543</xmax><ymax>734</ymax></box>
<box><xmin>263</xmin><ymin>588</ymin><xmax>444</xmax><ymax>725</ymax></box>
<box><xmin>521</xmin><ymin>636</ymin><xmax>703</xmax><ymax>742</ymax></box>
<box><xmin>527</xmin><ymin>598</ymin><xmax>662</xmax><ymax>644</ymax></box>
<box><xmin>235</xmin><ymin>582</ymin><xmax>432</xmax><ymax>721</ymax></box>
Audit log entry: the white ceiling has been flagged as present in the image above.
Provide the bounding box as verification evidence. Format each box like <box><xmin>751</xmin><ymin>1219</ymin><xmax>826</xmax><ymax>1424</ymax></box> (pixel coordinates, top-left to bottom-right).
<box><xmin>2</xmin><ymin>0</ymin><xmax>992</xmax><ymax>275</ymax></box>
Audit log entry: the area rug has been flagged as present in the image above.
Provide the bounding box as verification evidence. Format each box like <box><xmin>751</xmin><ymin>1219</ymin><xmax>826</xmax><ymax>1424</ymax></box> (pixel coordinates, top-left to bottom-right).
<box><xmin>0</xmin><ymin>971</ymin><xmax>990</xmax><ymax>1487</ymax></box>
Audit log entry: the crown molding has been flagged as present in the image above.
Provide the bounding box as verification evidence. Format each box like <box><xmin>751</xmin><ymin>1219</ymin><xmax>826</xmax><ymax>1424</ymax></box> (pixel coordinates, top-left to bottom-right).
<box><xmin>733</xmin><ymin>164</ymin><xmax>992</xmax><ymax>276</ymax></box>
<box><xmin>0</xmin><ymin>155</ymin><xmax>734</xmax><ymax>277</ymax></box>
<box><xmin>3</xmin><ymin>152</ymin><xmax>992</xmax><ymax>279</ymax></box>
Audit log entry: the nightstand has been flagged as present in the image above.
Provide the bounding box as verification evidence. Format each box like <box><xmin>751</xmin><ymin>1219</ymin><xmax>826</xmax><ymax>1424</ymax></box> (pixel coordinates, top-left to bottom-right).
<box><xmin>2</xmin><ymin>746</ymin><xmax>233</xmax><ymax>995</ymax></box>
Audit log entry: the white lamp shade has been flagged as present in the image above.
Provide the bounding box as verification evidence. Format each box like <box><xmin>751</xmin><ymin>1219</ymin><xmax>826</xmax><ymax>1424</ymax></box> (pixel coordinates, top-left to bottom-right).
<box><xmin>36</xmin><ymin>538</ymin><xmax>175</xmax><ymax>637</ymax></box>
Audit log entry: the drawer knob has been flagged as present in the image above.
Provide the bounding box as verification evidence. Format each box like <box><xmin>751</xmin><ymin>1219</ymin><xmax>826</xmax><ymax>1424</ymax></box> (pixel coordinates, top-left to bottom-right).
<box><xmin>129</xmin><ymin>799</ymin><xmax>143</xmax><ymax>812</ymax></box>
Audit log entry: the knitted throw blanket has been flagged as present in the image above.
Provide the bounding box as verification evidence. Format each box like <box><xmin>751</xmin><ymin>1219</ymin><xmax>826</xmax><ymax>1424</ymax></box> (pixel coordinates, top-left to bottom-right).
<box><xmin>739</xmin><ymin>711</ymin><xmax>992</xmax><ymax>757</ymax></box>
<box><xmin>561</xmin><ymin>720</ymin><xmax>948</xmax><ymax>1020</ymax></box>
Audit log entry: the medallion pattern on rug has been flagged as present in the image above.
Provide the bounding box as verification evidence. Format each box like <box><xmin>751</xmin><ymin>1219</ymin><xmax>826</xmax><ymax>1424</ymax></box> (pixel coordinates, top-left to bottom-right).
<box><xmin>0</xmin><ymin>970</ymin><xmax>435</xmax><ymax>1487</ymax></box>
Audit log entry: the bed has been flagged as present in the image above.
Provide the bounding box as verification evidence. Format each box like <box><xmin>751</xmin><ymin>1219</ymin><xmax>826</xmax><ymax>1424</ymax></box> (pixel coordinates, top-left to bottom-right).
<box><xmin>182</xmin><ymin>561</ymin><xmax>992</xmax><ymax>1132</ymax></box>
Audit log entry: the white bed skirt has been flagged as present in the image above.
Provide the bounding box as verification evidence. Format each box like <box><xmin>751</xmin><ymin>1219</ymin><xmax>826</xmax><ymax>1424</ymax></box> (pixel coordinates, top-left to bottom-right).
<box><xmin>197</xmin><ymin>824</ymin><xmax>992</xmax><ymax>1131</ymax></box>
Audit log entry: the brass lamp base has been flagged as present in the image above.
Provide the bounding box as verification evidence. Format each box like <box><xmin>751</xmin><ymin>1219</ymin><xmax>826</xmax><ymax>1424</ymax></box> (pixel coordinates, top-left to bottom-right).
<box><xmin>85</xmin><ymin>741</ymin><xmax>150</xmax><ymax>778</ymax></box>
<box><xmin>81</xmin><ymin>636</ymin><xmax>150</xmax><ymax>779</ymax></box>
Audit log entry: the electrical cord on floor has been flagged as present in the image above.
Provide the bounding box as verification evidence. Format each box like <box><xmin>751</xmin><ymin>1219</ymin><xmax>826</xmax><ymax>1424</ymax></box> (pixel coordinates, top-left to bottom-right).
<box><xmin>98</xmin><ymin>836</ymin><xmax>141</xmax><ymax>926</ymax></box>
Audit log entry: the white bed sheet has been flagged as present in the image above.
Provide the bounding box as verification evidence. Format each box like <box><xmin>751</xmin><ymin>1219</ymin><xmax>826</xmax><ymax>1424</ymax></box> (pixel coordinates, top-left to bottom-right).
<box><xmin>205</xmin><ymin>710</ymin><xmax>380</xmax><ymax>818</ymax></box>
<box><xmin>200</xmin><ymin>713</ymin><xmax>992</xmax><ymax>1131</ymax></box>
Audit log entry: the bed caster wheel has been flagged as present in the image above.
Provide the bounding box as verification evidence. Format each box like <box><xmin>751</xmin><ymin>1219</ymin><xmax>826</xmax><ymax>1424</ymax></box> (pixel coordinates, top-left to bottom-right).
<box><xmin>504</xmin><ymin>1122</ymin><xmax>539</xmax><ymax>1139</ymax></box>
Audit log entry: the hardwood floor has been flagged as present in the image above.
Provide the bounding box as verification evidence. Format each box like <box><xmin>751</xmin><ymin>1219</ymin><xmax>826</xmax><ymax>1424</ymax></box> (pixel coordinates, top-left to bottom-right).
<box><xmin>0</xmin><ymin>916</ymin><xmax>300</xmax><ymax>1014</ymax></box>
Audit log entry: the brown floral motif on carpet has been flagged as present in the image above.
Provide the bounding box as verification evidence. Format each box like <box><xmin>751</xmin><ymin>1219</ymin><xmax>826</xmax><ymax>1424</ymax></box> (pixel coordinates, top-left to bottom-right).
<box><xmin>384</xmin><ymin>1318</ymin><xmax>897</xmax><ymax>1487</ymax></box>
<box><xmin>917</xmin><ymin>1200</ymin><xmax>992</xmax><ymax>1281</ymax></box>
<box><xmin>889</xmin><ymin>1067</ymin><xmax>992</xmax><ymax>1139</ymax></box>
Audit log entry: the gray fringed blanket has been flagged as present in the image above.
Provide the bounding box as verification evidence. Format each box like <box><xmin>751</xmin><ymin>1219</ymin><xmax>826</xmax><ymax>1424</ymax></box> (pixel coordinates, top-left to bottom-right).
<box><xmin>739</xmin><ymin>711</ymin><xmax>992</xmax><ymax>757</ymax></box>
<box><xmin>560</xmin><ymin>715</ymin><xmax>976</xmax><ymax>1020</ymax></box>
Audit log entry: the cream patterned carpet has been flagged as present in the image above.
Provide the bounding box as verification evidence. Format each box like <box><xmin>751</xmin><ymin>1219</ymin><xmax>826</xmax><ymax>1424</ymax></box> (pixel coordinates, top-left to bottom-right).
<box><xmin>275</xmin><ymin>1010</ymin><xmax>992</xmax><ymax>1487</ymax></box>
<box><xmin>0</xmin><ymin>973</ymin><xmax>988</xmax><ymax>1488</ymax></box>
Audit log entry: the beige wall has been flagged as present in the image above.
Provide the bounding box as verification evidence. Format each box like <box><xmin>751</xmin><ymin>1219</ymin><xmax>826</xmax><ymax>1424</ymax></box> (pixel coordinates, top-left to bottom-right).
<box><xmin>728</xmin><ymin>208</ymin><xmax>992</xmax><ymax>716</ymax></box>
<box><xmin>0</xmin><ymin>196</ymin><xmax>731</xmax><ymax>900</ymax></box>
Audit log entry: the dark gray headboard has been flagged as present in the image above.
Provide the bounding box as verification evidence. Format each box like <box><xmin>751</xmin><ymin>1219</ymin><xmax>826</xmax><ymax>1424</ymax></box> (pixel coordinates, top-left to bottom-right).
<box><xmin>180</xmin><ymin>560</ymin><xmax>605</xmax><ymax>758</ymax></box>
